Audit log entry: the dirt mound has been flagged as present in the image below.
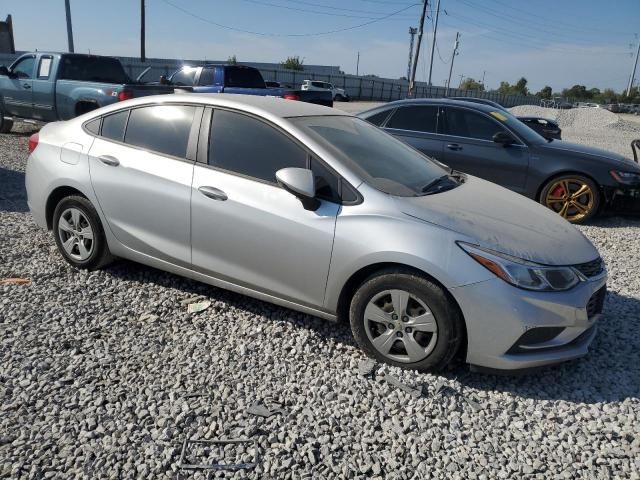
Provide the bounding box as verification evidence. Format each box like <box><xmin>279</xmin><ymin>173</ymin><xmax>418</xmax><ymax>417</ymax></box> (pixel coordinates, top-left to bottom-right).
<box><xmin>509</xmin><ymin>105</ymin><xmax>620</xmax><ymax>130</ymax></box>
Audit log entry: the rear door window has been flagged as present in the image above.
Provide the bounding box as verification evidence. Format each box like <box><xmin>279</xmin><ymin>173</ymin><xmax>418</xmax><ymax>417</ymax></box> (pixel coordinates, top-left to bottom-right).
<box><xmin>443</xmin><ymin>107</ymin><xmax>507</xmax><ymax>141</ymax></box>
<box><xmin>224</xmin><ymin>67</ymin><xmax>265</xmax><ymax>88</ymax></box>
<box><xmin>386</xmin><ymin>106</ymin><xmax>439</xmax><ymax>133</ymax></box>
<box><xmin>124</xmin><ymin>105</ymin><xmax>196</xmax><ymax>158</ymax></box>
<box><xmin>199</xmin><ymin>68</ymin><xmax>215</xmax><ymax>86</ymax></box>
<box><xmin>364</xmin><ymin>110</ymin><xmax>391</xmax><ymax>126</ymax></box>
<box><xmin>208</xmin><ymin>110</ymin><xmax>306</xmax><ymax>183</ymax></box>
<box><xmin>37</xmin><ymin>56</ymin><xmax>53</xmax><ymax>79</ymax></box>
<box><xmin>101</xmin><ymin>110</ymin><xmax>129</xmax><ymax>142</ymax></box>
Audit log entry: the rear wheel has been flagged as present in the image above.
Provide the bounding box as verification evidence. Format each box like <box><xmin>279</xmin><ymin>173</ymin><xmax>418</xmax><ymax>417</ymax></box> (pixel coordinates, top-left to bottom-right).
<box><xmin>0</xmin><ymin>112</ymin><xmax>13</xmax><ymax>133</ymax></box>
<box><xmin>540</xmin><ymin>174</ymin><xmax>600</xmax><ymax>224</ymax></box>
<box><xmin>53</xmin><ymin>196</ymin><xmax>113</xmax><ymax>270</ymax></box>
<box><xmin>349</xmin><ymin>269</ymin><xmax>464</xmax><ymax>372</ymax></box>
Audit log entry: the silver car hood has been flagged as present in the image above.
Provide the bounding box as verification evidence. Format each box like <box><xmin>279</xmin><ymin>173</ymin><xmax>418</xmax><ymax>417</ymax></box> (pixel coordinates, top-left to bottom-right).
<box><xmin>394</xmin><ymin>176</ymin><xmax>599</xmax><ymax>265</ymax></box>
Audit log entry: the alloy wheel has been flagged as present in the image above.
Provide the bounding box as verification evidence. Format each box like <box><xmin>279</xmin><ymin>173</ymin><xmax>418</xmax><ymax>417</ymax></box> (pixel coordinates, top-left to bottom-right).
<box><xmin>57</xmin><ymin>207</ymin><xmax>94</xmax><ymax>261</ymax></box>
<box><xmin>544</xmin><ymin>178</ymin><xmax>595</xmax><ymax>222</ymax></box>
<box><xmin>363</xmin><ymin>289</ymin><xmax>438</xmax><ymax>363</ymax></box>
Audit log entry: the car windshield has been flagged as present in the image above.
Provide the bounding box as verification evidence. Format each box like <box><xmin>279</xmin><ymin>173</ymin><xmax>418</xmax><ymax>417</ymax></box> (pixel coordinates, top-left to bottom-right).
<box><xmin>485</xmin><ymin>109</ymin><xmax>548</xmax><ymax>145</ymax></box>
<box><xmin>291</xmin><ymin>116</ymin><xmax>451</xmax><ymax>196</ymax></box>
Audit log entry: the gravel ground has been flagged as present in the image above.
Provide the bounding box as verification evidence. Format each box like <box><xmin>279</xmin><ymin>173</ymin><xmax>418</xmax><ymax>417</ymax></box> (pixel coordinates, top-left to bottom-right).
<box><xmin>1</xmin><ymin>124</ymin><xmax>640</xmax><ymax>479</ymax></box>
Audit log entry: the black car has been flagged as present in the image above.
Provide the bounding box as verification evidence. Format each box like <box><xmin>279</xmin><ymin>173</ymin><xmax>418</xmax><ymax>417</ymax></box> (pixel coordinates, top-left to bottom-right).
<box><xmin>517</xmin><ymin>116</ymin><xmax>562</xmax><ymax>140</ymax></box>
<box><xmin>449</xmin><ymin>97</ymin><xmax>562</xmax><ymax>140</ymax></box>
<box><xmin>359</xmin><ymin>99</ymin><xmax>640</xmax><ymax>223</ymax></box>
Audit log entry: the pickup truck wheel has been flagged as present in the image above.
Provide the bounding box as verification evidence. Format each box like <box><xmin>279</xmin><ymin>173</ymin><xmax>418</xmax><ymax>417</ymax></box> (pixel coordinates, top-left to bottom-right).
<box><xmin>0</xmin><ymin>114</ymin><xmax>12</xmax><ymax>134</ymax></box>
<box><xmin>335</xmin><ymin>94</ymin><xmax>345</xmax><ymax>102</ymax></box>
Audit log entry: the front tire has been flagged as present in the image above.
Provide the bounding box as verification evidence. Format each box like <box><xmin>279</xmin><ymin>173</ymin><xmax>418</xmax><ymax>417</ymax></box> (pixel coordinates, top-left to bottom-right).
<box><xmin>349</xmin><ymin>269</ymin><xmax>464</xmax><ymax>372</ymax></box>
<box><xmin>53</xmin><ymin>195</ymin><xmax>112</xmax><ymax>270</ymax></box>
<box><xmin>539</xmin><ymin>174</ymin><xmax>600</xmax><ymax>224</ymax></box>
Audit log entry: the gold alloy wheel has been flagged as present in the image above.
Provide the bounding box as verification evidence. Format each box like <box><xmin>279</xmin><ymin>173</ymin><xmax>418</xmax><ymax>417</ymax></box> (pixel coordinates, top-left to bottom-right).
<box><xmin>544</xmin><ymin>178</ymin><xmax>595</xmax><ymax>222</ymax></box>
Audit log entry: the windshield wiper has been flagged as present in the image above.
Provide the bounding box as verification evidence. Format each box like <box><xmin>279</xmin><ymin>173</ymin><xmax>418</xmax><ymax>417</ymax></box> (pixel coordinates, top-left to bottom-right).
<box><xmin>420</xmin><ymin>175</ymin><xmax>459</xmax><ymax>195</ymax></box>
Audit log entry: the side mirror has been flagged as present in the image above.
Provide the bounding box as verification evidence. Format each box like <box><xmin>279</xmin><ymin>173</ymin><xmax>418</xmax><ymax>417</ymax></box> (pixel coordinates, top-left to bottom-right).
<box><xmin>0</xmin><ymin>65</ymin><xmax>10</xmax><ymax>77</ymax></box>
<box><xmin>493</xmin><ymin>131</ymin><xmax>515</xmax><ymax>146</ymax></box>
<box><xmin>276</xmin><ymin>167</ymin><xmax>319</xmax><ymax>211</ymax></box>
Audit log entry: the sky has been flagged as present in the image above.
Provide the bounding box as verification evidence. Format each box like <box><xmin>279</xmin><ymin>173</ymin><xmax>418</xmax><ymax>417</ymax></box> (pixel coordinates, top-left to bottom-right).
<box><xmin>4</xmin><ymin>0</ymin><xmax>639</xmax><ymax>93</ymax></box>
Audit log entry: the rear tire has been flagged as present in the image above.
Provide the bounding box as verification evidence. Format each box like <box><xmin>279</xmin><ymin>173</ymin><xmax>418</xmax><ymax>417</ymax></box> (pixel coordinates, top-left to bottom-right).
<box><xmin>349</xmin><ymin>268</ymin><xmax>464</xmax><ymax>372</ymax></box>
<box><xmin>0</xmin><ymin>113</ymin><xmax>12</xmax><ymax>133</ymax></box>
<box><xmin>53</xmin><ymin>195</ymin><xmax>113</xmax><ymax>270</ymax></box>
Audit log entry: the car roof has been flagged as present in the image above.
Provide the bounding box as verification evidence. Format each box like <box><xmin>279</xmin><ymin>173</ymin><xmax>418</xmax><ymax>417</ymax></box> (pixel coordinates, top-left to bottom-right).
<box><xmin>91</xmin><ymin>93</ymin><xmax>347</xmax><ymax>119</ymax></box>
<box><xmin>360</xmin><ymin>98</ymin><xmax>502</xmax><ymax>115</ymax></box>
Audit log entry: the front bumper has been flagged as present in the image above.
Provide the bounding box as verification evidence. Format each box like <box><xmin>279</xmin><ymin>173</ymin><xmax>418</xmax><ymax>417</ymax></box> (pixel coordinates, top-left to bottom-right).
<box><xmin>604</xmin><ymin>184</ymin><xmax>640</xmax><ymax>214</ymax></box>
<box><xmin>449</xmin><ymin>272</ymin><xmax>607</xmax><ymax>371</ymax></box>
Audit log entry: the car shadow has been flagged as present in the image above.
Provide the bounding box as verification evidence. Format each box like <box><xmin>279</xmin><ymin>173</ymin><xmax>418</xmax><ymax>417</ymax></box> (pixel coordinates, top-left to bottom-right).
<box><xmin>106</xmin><ymin>260</ymin><xmax>638</xmax><ymax>404</ymax></box>
<box><xmin>0</xmin><ymin>166</ymin><xmax>28</xmax><ymax>212</ymax></box>
<box><xmin>104</xmin><ymin>259</ymin><xmax>355</xmax><ymax>345</ymax></box>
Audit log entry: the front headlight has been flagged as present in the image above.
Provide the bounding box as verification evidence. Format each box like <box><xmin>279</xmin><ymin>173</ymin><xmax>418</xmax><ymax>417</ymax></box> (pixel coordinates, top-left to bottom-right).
<box><xmin>610</xmin><ymin>170</ymin><xmax>640</xmax><ymax>185</ymax></box>
<box><xmin>458</xmin><ymin>242</ymin><xmax>580</xmax><ymax>291</ymax></box>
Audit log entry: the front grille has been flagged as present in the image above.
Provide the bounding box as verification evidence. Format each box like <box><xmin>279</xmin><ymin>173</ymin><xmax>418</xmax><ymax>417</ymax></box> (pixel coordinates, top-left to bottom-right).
<box><xmin>586</xmin><ymin>287</ymin><xmax>607</xmax><ymax>318</ymax></box>
<box><xmin>574</xmin><ymin>258</ymin><xmax>604</xmax><ymax>278</ymax></box>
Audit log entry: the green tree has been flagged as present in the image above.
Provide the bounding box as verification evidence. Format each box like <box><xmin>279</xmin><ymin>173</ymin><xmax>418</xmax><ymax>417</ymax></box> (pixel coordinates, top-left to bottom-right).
<box><xmin>536</xmin><ymin>86</ymin><xmax>553</xmax><ymax>99</ymax></box>
<box><xmin>514</xmin><ymin>77</ymin><xmax>529</xmax><ymax>95</ymax></box>
<box><xmin>281</xmin><ymin>56</ymin><xmax>304</xmax><ymax>71</ymax></box>
<box><xmin>227</xmin><ymin>55</ymin><xmax>237</xmax><ymax>65</ymax></box>
<box><xmin>497</xmin><ymin>81</ymin><xmax>512</xmax><ymax>94</ymax></box>
<box><xmin>459</xmin><ymin>77</ymin><xmax>485</xmax><ymax>91</ymax></box>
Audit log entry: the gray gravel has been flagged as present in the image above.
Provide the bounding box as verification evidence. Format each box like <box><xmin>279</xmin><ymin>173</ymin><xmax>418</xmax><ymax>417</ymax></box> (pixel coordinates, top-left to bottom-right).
<box><xmin>1</xmin><ymin>126</ymin><xmax>640</xmax><ymax>479</ymax></box>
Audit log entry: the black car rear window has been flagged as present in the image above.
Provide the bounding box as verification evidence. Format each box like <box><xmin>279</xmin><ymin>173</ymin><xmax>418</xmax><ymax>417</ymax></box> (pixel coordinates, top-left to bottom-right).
<box><xmin>224</xmin><ymin>67</ymin><xmax>265</xmax><ymax>88</ymax></box>
<box><xmin>59</xmin><ymin>55</ymin><xmax>129</xmax><ymax>84</ymax></box>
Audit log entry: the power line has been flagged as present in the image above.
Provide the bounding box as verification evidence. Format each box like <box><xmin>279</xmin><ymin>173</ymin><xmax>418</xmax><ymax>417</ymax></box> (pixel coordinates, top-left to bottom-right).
<box><xmin>277</xmin><ymin>0</ymin><xmax>413</xmax><ymax>15</ymax></box>
<box><xmin>240</xmin><ymin>0</ymin><xmax>399</xmax><ymax>19</ymax></box>
<box><xmin>454</xmin><ymin>0</ymin><xmax>625</xmax><ymax>44</ymax></box>
<box><xmin>487</xmin><ymin>0</ymin><xmax>634</xmax><ymax>37</ymax></box>
<box><xmin>157</xmin><ymin>0</ymin><xmax>419</xmax><ymax>37</ymax></box>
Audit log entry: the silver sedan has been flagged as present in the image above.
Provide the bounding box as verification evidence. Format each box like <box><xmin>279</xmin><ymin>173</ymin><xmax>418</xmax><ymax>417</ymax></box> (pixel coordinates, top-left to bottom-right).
<box><xmin>25</xmin><ymin>94</ymin><xmax>607</xmax><ymax>372</ymax></box>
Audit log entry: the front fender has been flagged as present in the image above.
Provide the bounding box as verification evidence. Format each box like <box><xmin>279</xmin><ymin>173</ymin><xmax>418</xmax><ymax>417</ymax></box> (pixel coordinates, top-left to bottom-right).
<box><xmin>323</xmin><ymin>208</ymin><xmax>494</xmax><ymax>312</ymax></box>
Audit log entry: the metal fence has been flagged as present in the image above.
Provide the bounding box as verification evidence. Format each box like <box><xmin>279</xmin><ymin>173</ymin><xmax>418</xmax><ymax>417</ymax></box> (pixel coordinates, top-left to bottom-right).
<box><xmin>0</xmin><ymin>52</ymin><xmax>539</xmax><ymax>107</ymax></box>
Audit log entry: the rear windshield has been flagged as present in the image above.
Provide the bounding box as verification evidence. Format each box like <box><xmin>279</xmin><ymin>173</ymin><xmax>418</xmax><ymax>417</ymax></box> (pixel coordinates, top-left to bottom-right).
<box><xmin>225</xmin><ymin>67</ymin><xmax>265</xmax><ymax>88</ymax></box>
<box><xmin>59</xmin><ymin>55</ymin><xmax>130</xmax><ymax>84</ymax></box>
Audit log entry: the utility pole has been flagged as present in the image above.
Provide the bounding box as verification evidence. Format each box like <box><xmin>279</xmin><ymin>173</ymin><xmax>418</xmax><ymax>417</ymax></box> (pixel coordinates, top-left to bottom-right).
<box><xmin>140</xmin><ymin>0</ymin><xmax>146</xmax><ymax>62</ymax></box>
<box><xmin>356</xmin><ymin>51</ymin><xmax>360</xmax><ymax>76</ymax></box>
<box><xmin>408</xmin><ymin>0</ymin><xmax>429</xmax><ymax>97</ymax></box>
<box><xmin>458</xmin><ymin>74</ymin><xmax>464</xmax><ymax>88</ymax></box>
<box><xmin>64</xmin><ymin>0</ymin><xmax>74</xmax><ymax>53</ymax></box>
<box><xmin>627</xmin><ymin>38</ymin><xmax>640</xmax><ymax>97</ymax></box>
<box><xmin>407</xmin><ymin>27</ymin><xmax>417</xmax><ymax>81</ymax></box>
<box><xmin>445</xmin><ymin>32</ymin><xmax>460</xmax><ymax>96</ymax></box>
<box><xmin>427</xmin><ymin>0</ymin><xmax>440</xmax><ymax>85</ymax></box>
<box><xmin>481</xmin><ymin>70</ymin><xmax>486</xmax><ymax>86</ymax></box>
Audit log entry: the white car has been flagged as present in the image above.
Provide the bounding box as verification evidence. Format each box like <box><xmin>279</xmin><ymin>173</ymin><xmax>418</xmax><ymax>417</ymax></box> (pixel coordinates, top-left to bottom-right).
<box><xmin>301</xmin><ymin>80</ymin><xmax>349</xmax><ymax>101</ymax></box>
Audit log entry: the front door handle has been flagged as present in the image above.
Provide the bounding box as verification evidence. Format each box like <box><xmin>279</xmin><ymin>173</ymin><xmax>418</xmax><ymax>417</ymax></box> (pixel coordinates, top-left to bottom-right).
<box><xmin>23</xmin><ymin>83</ymin><xmax>31</xmax><ymax>89</ymax></box>
<box><xmin>447</xmin><ymin>144</ymin><xmax>462</xmax><ymax>151</ymax></box>
<box><xmin>198</xmin><ymin>186</ymin><xmax>228</xmax><ymax>201</ymax></box>
<box><xmin>98</xmin><ymin>155</ymin><xmax>120</xmax><ymax>167</ymax></box>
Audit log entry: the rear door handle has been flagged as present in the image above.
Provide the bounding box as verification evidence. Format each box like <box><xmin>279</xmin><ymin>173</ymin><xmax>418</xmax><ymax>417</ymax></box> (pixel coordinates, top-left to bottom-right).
<box><xmin>98</xmin><ymin>155</ymin><xmax>120</xmax><ymax>167</ymax></box>
<box><xmin>23</xmin><ymin>83</ymin><xmax>31</xmax><ymax>89</ymax></box>
<box><xmin>198</xmin><ymin>186</ymin><xmax>228</xmax><ymax>201</ymax></box>
<box><xmin>447</xmin><ymin>144</ymin><xmax>462</xmax><ymax>151</ymax></box>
